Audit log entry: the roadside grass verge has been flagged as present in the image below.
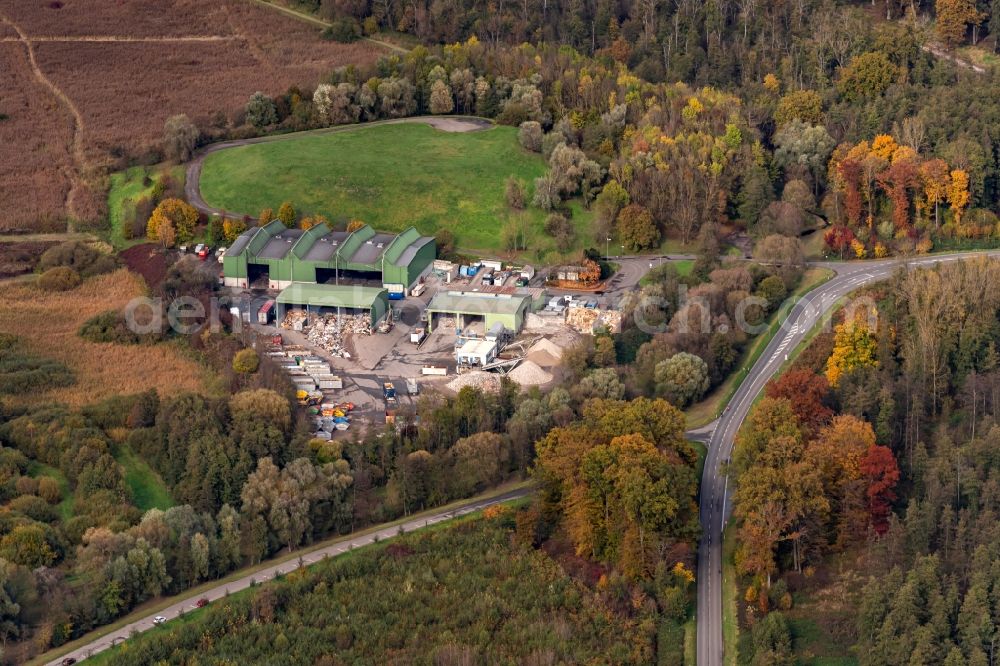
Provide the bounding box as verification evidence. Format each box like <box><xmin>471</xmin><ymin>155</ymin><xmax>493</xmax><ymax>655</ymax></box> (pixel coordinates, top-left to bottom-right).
<box><xmin>114</xmin><ymin>444</ymin><xmax>174</xmax><ymax>511</ymax></box>
<box><xmin>685</xmin><ymin>267</ymin><xmax>834</xmax><ymax>428</ymax></box>
<box><xmin>684</xmin><ymin>616</ymin><xmax>697</xmax><ymax>665</ymax></box>
<box><xmin>30</xmin><ymin>480</ymin><xmax>534</xmax><ymax>666</ymax></box>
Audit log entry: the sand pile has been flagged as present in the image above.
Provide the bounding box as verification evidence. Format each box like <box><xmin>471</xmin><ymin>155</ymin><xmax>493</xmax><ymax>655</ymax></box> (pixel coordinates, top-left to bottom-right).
<box><xmin>508</xmin><ymin>360</ymin><xmax>553</xmax><ymax>386</ymax></box>
<box><xmin>446</xmin><ymin>371</ymin><xmax>501</xmax><ymax>393</ymax></box>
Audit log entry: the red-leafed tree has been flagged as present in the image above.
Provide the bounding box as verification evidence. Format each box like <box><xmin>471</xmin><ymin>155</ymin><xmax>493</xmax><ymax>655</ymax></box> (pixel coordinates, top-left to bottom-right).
<box><xmin>837</xmin><ymin>159</ymin><xmax>863</xmax><ymax>226</ymax></box>
<box><xmin>824</xmin><ymin>225</ymin><xmax>856</xmax><ymax>259</ymax></box>
<box><xmin>859</xmin><ymin>444</ymin><xmax>899</xmax><ymax>536</ymax></box>
<box><xmin>765</xmin><ymin>369</ymin><xmax>833</xmax><ymax>433</ymax></box>
<box><xmin>876</xmin><ymin>158</ymin><xmax>919</xmax><ymax>231</ymax></box>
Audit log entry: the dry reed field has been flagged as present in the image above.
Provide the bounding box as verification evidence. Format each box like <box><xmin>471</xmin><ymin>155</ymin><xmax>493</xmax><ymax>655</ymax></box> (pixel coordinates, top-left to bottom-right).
<box><xmin>0</xmin><ymin>43</ymin><xmax>74</xmax><ymax>232</ymax></box>
<box><xmin>0</xmin><ymin>0</ymin><xmax>386</xmax><ymax>230</ymax></box>
<box><xmin>0</xmin><ymin>269</ymin><xmax>207</xmax><ymax>407</ymax></box>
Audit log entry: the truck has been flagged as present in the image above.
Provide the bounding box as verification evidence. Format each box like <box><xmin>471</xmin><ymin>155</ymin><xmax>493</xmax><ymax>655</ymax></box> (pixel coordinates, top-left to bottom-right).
<box><xmin>385</xmin><ymin>283</ymin><xmax>405</xmax><ymax>300</ymax></box>
<box><xmin>410</xmin><ymin>327</ymin><xmax>426</xmax><ymax>344</ymax></box>
<box><xmin>406</xmin><ymin>378</ymin><xmax>419</xmax><ymax>395</ymax></box>
<box><xmin>257</xmin><ymin>299</ymin><xmax>275</xmax><ymax>324</ymax></box>
<box><xmin>382</xmin><ymin>382</ymin><xmax>396</xmax><ymax>400</ymax></box>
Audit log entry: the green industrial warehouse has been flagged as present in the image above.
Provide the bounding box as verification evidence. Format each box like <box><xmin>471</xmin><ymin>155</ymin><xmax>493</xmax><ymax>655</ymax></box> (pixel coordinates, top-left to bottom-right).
<box><xmin>274</xmin><ymin>284</ymin><xmax>390</xmax><ymax>325</ymax></box>
<box><xmin>222</xmin><ymin>221</ymin><xmax>436</xmax><ymax>292</ymax></box>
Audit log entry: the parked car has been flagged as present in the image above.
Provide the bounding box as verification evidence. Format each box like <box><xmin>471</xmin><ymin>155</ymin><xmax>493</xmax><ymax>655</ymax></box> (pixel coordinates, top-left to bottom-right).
<box><xmin>197</xmin><ymin>245</ymin><xmax>211</xmax><ymax>260</ymax></box>
<box><xmin>153</xmin><ymin>616</ymin><xmax>167</xmax><ymax>625</ymax></box>
<box><xmin>193</xmin><ymin>243</ymin><xmax>204</xmax><ymax>255</ymax></box>
<box><xmin>196</xmin><ymin>598</ymin><xmax>209</xmax><ymax>608</ymax></box>
<box><xmin>61</xmin><ymin>658</ymin><xmax>77</xmax><ymax>665</ymax></box>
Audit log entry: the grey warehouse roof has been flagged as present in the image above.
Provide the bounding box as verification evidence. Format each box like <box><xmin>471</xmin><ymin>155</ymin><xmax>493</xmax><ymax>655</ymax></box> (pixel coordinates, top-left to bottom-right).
<box><xmin>258</xmin><ymin>228</ymin><xmax>304</xmax><ymax>260</ymax></box>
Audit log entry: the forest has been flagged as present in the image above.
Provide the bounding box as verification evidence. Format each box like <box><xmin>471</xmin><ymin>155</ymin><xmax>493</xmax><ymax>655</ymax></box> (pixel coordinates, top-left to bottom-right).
<box><xmin>93</xmin><ymin>511</ymin><xmax>672</xmax><ymax>665</ymax></box>
<box><xmin>730</xmin><ymin>257</ymin><xmax>1000</xmax><ymax>664</ymax></box>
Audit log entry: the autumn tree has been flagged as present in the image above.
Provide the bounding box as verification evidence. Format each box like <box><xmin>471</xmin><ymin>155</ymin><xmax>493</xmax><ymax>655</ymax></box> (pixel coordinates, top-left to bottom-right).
<box><xmin>277</xmin><ymin>201</ymin><xmax>297</xmax><ymax>226</ymax></box>
<box><xmin>859</xmin><ymin>444</ymin><xmax>899</xmax><ymax>535</ymax></box>
<box><xmin>920</xmin><ymin>159</ymin><xmax>950</xmax><ymax>226</ymax></box>
<box><xmin>825</xmin><ymin>308</ymin><xmax>878</xmax><ymax>387</ymax></box>
<box><xmin>766</xmin><ymin>369</ymin><xmax>833</xmax><ymax>432</ymax></box>
<box><xmin>223</xmin><ymin>217</ymin><xmax>247</xmax><ymax>242</ymax></box>
<box><xmin>947</xmin><ymin>169</ymin><xmax>970</xmax><ymax>225</ymax></box>
<box><xmin>936</xmin><ymin>0</ymin><xmax>983</xmax><ymax>48</ymax></box>
<box><xmin>258</xmin><ymin>207</ymin><xmax>274</xmax><ymax>226</ymax></box>
<box><xmin>147</xmin><ymin>198</ymin><xmax>198</xmax><ymax>247</ymax></box>
<box><xmin>774</xmin><ymin>90</ymin><xmax>823</xmax><ymax>126</ymax></box>
<box><xmin>617</xmin><ymin>204</ymin><xmax>660</xmax><ymax>252</ymax></box>
<box><xmin>429</xmin><ymin>79</ymin><xmax>455</xmax><ymax>114</ymax></box>
<box><xmin>837</xmin><ymin>51</ymin><xmax>898</xmax><ymax>101</ymax></box>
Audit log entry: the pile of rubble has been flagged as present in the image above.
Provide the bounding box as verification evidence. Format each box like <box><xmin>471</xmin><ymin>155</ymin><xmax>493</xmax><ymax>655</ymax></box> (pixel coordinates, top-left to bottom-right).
<box><xmin>446</xmin><ymin>371</ymin><xmax>501</xmax><ymax>393</ymax></box>
<box><xmin>281</xmin><ymin>310</ymin><xmax>308</xmax><ymax>331</ymax></box>
<box><xmin>508</xmin><ymin>360</ymin><xmax>553</xmax><ymax>386</ymax></box>
<box><xmin>280</xmin><ymin>311</ymin><xmax>372</xmax><ymax>357</ymax></box>
<box><xmin>566</xmin><ymin>307</ymin><xmax>623</xmax><ymax>334</ymax></box>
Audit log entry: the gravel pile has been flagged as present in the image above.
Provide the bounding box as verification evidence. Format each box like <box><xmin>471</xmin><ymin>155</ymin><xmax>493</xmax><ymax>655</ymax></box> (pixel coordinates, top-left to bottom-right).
<box><xmin>529</xmin><ymin>338</ymin><xmax>564</xmax><ymax>360</ymax></box>
<box><xmin>446</xmin><ymin>371</ymin><xmax>501</xmax><ymax>393</ymax></box>
<box><xmin>508</xmin><ymin>360</ymin><xmax>553</xmax><ymax>386</ymax></box>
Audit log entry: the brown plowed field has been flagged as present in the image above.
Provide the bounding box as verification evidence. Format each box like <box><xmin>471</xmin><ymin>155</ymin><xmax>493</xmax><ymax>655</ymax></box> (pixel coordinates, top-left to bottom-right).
<box><xmin>0</xmin><ymin>42</ymin><xmax>74</xmax><ymax>232</ymax></box>
<box><xmin>0</xmin><ymin>0</ymin><xmax>386</xmax><ymax>230</ymax></box>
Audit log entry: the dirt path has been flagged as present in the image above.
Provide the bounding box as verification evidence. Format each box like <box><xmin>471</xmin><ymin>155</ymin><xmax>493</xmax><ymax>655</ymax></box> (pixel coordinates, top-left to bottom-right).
<box><xmin>0</xmin><ymin>11</ymin><xmax>86</xmax><ymax>229</ymax></box>
<box><xmin>246</xmin><ymin>0</ymin><xmax>408</xmax><ymax>54</ymax></box>
<box><xmin>184</xmin><ymin>116</ymin><xmax>494</xmax><ymax>220</ymax></box>
<box><xmin>0</xmin><ymin>35</ymin><xmax>240</xmax><ymax>43</ymax></box>
<box><xmin>922</xmin><ymin>43</ymin><xmax>987</xmax><ymax>73</ymax></box>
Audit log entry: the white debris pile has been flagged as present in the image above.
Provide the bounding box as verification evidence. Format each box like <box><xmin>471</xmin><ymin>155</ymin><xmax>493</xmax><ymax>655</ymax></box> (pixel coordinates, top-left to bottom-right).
<box><xmin>446</xmin><ymin>371</ymin><xmax>501</xmax><ymax>393</ymax></box>
<box><xmin>566</xmin><ymin>307</ymin><xmax>623</xmax><ymax>334</ymax></box>
<box><xmin>281</xmin><ymin>310</ymin><xmax>308</xmax><ymax>331</ymax></box>
<box><xmin>290</xmin><ymin>313</ymin><xmax>373</xmax><ymax>357</ymax></box>
<box><xmin>508</xmin><ymin>360</ymin><xmax>553</xmax><ymax>386</ymax></box>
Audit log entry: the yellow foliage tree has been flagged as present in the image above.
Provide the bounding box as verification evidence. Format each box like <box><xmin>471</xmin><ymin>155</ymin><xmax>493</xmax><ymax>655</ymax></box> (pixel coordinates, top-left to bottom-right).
<box><xmin>258</xmin><ymin>207</ymin><xmax>274</xmax><ymax>226</ymax></box>
<box><xmin>147</xmin><ymin>198</ymin><xmax>197</xmax><ymax>247</ymax></box>
<box><xmin>870</xmin><ymin>134</ymin><xmax>898</xmax><ymax>161</ymax></box>
<box><xmin>346</xmin><ymin>219</ymin><xmax>366</xmax><ymax>232</ymax></box>
<box><xmin>223</xmin><ymin>217</ymin><xmax>247</xmax><ymax>242</ymax></box>
<box><xmin>825</xmin><ymin>308</ymin><xmax>879</xmax><ymax>387</ymax></box>
<box><xmin>948</xmin><ymin>169</ymin><xmax>970</xmax><ymax>225</ymax></box>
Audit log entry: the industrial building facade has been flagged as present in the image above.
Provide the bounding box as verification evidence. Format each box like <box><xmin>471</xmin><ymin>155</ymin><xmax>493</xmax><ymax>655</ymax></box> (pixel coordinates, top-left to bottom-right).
<box><xmin>222</xmin><ymin>221</ymin><xmax>436</xmax><ymax>292</ymax></box>
<box><xmin>425</xmin><ymin>291</ymin><xmax>532</xmax><ymax>333</ymax></box>
<box><xmin>274</xmin><ymin>284</ymin><xmax>390</xmax><ymax>325</ymax></box>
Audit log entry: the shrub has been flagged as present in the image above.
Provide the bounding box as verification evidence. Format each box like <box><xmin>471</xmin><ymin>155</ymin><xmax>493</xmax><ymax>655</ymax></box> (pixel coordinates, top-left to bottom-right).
<box><xmin>0</xmin><ymin>334</ymin><xmax>75</xmax><ymax>394</ymax></box>
<box><xmin>37</xmin><ymin>266</ymin><xmax>81</xmax><ymax>291</ymax></box>
<box><xmin>322</xmin><ymin>18</ymin><xmax>361</xmax><ymax>42</ymax></box>
<box><xmin>38</xmin><ymin>241</ymin><xmax>118</xmax><ymax>278</ymax></box>
<box><xmin>233</xmin><ymin>348</ymin><xmax>260</xmax><ymax>374</ymax></box>
<box><xmin>78</xmin><ymin>310</ymin><xmax>163</xmax><ymax>345</ymax></box>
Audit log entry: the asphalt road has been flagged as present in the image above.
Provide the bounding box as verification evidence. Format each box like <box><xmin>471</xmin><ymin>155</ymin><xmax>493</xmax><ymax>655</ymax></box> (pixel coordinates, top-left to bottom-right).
<box><xmin>695</xmin><ymin>251</ymin><xmax>1000</xmax><ymax>666</ymax></box>
<box><xmin>47</xmin><ymin>487</ymin><xmax>530</xmax><ymax>665</ymax></box>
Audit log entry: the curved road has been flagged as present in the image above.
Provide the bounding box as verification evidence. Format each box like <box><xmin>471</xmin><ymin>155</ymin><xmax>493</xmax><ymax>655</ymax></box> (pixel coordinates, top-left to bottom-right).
<box><xmin>695</xmin><ymin>251</ymin><xmax>1000</xmax><ymax>665</ymax></box>
<box><xmin>45</xmin><ymin>487</ymin><xmax>529</xmax><ymax>665</ymax></box>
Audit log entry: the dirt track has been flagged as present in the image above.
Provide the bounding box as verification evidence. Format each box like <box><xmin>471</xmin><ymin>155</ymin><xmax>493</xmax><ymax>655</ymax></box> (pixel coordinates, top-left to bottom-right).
<box><xmin>184</xmin><ymin>116</ymin><xmax>493</xmax><ymax>220</ymax></box>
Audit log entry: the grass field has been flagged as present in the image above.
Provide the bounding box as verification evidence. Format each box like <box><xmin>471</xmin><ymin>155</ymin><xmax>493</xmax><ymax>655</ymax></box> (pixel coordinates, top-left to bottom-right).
<box><xmin>0</xmin><ymin>269</ymin><xmax>208</xmax><ymax>407</ymax></box>
<box><xmin>199</xmin><ymin>122</ymin><xmax>593</xmax><ymax>256</ymax></box>
<box><xmin>115</xmin><ymin>444</ymin><xmax>175</xmax><ymax>511</ymax></box>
